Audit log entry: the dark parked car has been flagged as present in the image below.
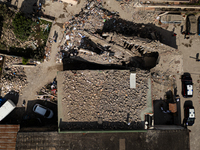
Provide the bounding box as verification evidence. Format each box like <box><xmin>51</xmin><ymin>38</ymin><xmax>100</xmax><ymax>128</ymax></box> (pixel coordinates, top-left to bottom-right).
<box><xmin>184</xmin><ymin>105</ymin><xmax>195</xmax><ymax>126</ymax></box>
<box><xmin>186</xmin><ymin>14</ymin><xmax>197</xmax><ymax>35</ymax></box>
<box><xmin>198</xmin><ymin>17</ymin><xmax>200</xmax><ymax>36</ymax></box>
<box><xmin>181</xmin><ymin>74</ymin><xmax>193</xmax><ymax>98</ymax></box>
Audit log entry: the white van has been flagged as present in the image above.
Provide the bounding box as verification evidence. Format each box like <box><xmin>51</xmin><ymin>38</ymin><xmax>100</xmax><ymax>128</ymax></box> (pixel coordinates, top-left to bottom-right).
<box><xmin>0</xmin><ymin>100</ymin><xmax>16</xmax><ymax>121</ymax></box>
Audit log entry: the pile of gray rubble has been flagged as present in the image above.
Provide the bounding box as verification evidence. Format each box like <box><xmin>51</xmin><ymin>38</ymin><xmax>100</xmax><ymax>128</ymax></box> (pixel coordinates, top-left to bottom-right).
<box><xmin>61</xmin><ymin>69</ymin><xmax>150</xmax><ymax>129</ymax></box>
<box><xmin>58</xmin><ymin>0</ymin><xmax>176</xmax><ymax>67</ymax></box>
<box><xmin>0</xmin><ymin>57</ymin><xmax>27</xmax><ymax>95</ymax></box>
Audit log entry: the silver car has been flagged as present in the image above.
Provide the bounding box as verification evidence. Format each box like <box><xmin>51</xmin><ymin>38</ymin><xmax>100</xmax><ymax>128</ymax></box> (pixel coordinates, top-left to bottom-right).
<box><xmin>160</xmin><ymin>14</ymin><xmax>183</xmax><ymax>24</ymax></box>
<box><xmin>186</xmin><ymin>14</ymin><xmax>197</xmax><ymax>35</ymax></box>
<box><xmin>33</xmin><ymin>104</ymin><xmax>53</xmax><ymax>119</ymax></box>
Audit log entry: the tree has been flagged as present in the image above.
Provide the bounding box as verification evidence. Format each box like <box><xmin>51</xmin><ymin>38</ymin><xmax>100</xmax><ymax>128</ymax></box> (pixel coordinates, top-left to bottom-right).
<box><xmin>12</xmin><ymin>13</ymin><xmax>33</xmax><ymax>41</ymax></box>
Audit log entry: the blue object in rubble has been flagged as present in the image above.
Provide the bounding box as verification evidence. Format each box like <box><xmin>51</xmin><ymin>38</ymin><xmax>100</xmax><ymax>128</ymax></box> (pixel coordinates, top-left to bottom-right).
<box><xmin>0</xmin><ymin>98</ymin><xmax>6</xmax><ymax>107</ymax></box>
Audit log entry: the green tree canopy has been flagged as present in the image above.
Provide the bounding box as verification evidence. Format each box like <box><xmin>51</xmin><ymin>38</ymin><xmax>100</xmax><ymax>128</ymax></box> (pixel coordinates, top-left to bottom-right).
<box><xmin>12</xmin><ymin>13</ymin><xmax>33</xmax><ymax>41</ymax></box>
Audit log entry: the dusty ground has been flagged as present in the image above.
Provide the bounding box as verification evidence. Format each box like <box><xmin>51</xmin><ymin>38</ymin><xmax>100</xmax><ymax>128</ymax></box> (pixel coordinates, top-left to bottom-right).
<box><xmin>16</xmin><ymin>0</ymin><xmax>86</xmax><ymax>107</ymax></box>
<box><xmin>17</xmin><ymin>24</ymin><xmax>62</xmax><ymax>106</ymax></box>
<box><xmin>176</xmin><ymin>32</ymin><xmax>200</xmax><ymax>150</ymax></box>
<box><xmin>154</xmin><ymin>15</ymin><xmax>200</xmax><ymax>150</ymax></box>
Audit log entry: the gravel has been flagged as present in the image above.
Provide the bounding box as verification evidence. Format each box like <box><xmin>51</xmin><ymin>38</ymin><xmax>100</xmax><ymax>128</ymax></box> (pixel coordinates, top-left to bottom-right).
<box><xmin>61</xmin><ymin>69</ymin><xmax>150</xmax><ymax>129</ymax></box>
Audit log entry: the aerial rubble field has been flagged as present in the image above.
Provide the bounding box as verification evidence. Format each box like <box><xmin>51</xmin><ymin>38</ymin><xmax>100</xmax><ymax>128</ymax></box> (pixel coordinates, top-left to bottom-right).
<box><xmin>45</xmin><ymin>37</ymin><xmax>53</xmax><ymax>62</ymax></box>
<box><xmin>132</xmin><ymin>10</ymin><xmax>158</xmax><ymax>24</ymax></box>
<box><xmin>0</xmin><ymin>57</ymin><xmax>27</xmax><ymax>95</ymax></box>
<box><xmin>153</xmin><ymin>51</ymin><xmax>183</xmax><ymax>74</ymax></box>
<box><xmin>60</xmin><ymin>69</ymin><xmax>150</xmax><ymax>130</ymax></box>
<box><xmin>58</xmin><ymin>0</ymin><xmax>177</xmax><ymax>68</ymax></box>
<box><xmin>151</xmin><ymin>72</ymin><xmax>176</xmax><ymax>100</ymax></box>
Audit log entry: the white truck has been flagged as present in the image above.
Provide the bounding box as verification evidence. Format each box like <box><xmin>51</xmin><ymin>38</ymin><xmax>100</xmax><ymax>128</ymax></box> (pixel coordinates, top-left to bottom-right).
<box><xmin>0</xmin><ymin>100</ymin><xmax>16</xmax><ymax>121</ymax></box>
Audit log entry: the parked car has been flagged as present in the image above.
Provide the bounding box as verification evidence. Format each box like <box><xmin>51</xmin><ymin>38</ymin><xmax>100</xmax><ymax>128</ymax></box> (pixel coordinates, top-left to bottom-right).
<box><xmin>160</xmin><ymin>13</ymin><xmax>183</xmax><ymax>24</ymax></box>
<box><xmin>33</xmin><ymin>104</ymin><xmax>53</xmax><ymax>119</ymax></box>
<box><xmin>186</xmin><ymin>14</ymin><xmax>197</xmax><ymax>35</ymax></box>
<box><xmin>198</xmin><ymin>17</ymin><xmax>200</xmax><ymax>36</ymax></box>
<box><xmin>0</xmin><ymin>100</ymin><xmax>16</xmax><ymax>121</ymax></box>
<box><xmin>181</xmin><ymin>74</ymin><xmax>193</xmax><ymax>98</ymax></box>
<box><xmin>184</xmin><ymin>105</ymin><xmax>195</xmax><ymax>126</ymax></box>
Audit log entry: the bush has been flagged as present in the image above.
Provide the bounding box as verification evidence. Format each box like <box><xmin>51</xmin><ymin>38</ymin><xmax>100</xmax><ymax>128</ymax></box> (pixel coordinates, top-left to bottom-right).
<box><xmin>12</xmin><ymin>13</ymin><xmax>33</xmax><ymax>41</ymax></box>
<box><xmin>22</xmin><ymin>57</ymin><xmax>29</xmax><ymax>65</ymax></box>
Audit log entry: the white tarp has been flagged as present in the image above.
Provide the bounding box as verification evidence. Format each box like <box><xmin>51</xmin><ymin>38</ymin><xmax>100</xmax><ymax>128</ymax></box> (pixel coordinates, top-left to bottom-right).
<box><xmin>62</xmin><ymin>0</ymin><xmax>78</xmax><ymax>5</ymax></box>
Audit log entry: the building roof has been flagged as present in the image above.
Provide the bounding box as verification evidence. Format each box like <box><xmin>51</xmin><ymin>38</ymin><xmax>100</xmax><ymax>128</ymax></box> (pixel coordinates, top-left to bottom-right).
<box><xmin>57</xmin><ymin>70</ymin><xmax>150</xmax><ymax>130</ymax></box>
<box><xmin>16</xmin><ymin>130</ymin><xmax>189</xmax><ymax>150</ymax></box>
<box><xmin>0</xmin><ymin>125</ymin><xmax>20</xmax><ymax>150</ymax></box>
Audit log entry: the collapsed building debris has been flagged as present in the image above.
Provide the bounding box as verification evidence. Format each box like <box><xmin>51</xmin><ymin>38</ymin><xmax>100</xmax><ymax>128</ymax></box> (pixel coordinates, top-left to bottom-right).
<box><xmin>37</xmin><ymin>78</ymin><xmax>57</xmax><ymax>101</ymax></box>
<box><xmin>58</xmin><ymin>0</ymin><xmax>176</xmax><ymax>68</ymax></box>
<box><xmin>0</xmin><ymin>57</ymin><xmax>27</xmax><ymax>95</ymax></box>
<box><xmin>44</xmin><ymin>38</ymin><xmax>53</xmax><ymax>61</ymax></box>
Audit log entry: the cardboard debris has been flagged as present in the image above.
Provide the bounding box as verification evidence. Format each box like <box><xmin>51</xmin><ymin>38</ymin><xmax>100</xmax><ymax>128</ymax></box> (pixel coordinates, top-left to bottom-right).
<box><xmin>169</xmin><ymin>103</ymin><xmax>177</xmax><ymax>113</ymax></box>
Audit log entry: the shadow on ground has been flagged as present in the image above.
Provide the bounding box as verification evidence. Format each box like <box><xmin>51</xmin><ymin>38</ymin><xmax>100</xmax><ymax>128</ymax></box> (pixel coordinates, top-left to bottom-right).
<box><xmin>59</xmin><ymin>119</ymin><xmax>144</xmax><ymax>131</ymax></box>
<box><xmin>20</xmin><ymin>100</ymin><xmax>57</xmax><ymax>130</ymax></box>
<box><xmin>62</xmin><ymin>57</ymin><xmax>127</xmax><ymax>70</ymax></box>
<box><xmin>102</xmin><ymin>18</ymin><xmax>177</xmax><ymax>49</ymax></box>
<box><xmin>0</xmin><ymin>107</ymin><xmax>25</xmax><ymax>124</ymax></box>
<box><xmin>153</xmin><ymin>90</ymin><xmax>181</xmax><ymax>126</ymax></box>
<box><xmin>3</xmin><ymin>90</ymin><xmax>19</xmax><ymax>105</ymax></box>
<box><xmin>0</xmin><ymin>15</ymin><xmax>3</xmax><ymax>40</ymax></box>
<box><xmin>20</xmin><ymin>0</ymin><xmax>40</xmax><ymax>16</ymax></box>
<box><xmin>128</xmin><ymin>52</ymin><xmax>159</xmax><ymax>70</ymax></box>
<box><xmin>153</xmin><ymin>100</ymin><xmax>174</xmax><ymax>125</ymax></box>
<box><xmin>184</xmin><ymin>100</ymin><xmax>193</xmax><ymax>108</ymax></box>
<box><xmin>0</xmin><ymin>1</ymin><xmax>17</xmax><ymax>10</ymax></box>
<box><xmin>62</xmin><ymin>52</ymin><xmax>159</xmax><ymax>70</ymax></box>
<box><xmin>0</xmin><ymin>91</ymin><xmax>22</xmax><ymax>124</ymax></box>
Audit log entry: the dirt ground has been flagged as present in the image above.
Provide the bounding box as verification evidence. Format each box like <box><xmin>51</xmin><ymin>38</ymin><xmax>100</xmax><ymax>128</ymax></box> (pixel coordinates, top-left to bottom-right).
<box><xmin>16</xmin><ymin>0</ymin><xmax>86</xmax><ymax>107</ymax></box>
<box><xmin>153</xmin><ymin>17</ymin><xmax>200</xmax><ymax>150</ymax></box>
<box><xmin>176</xmin><ymin>32</ymin><xmax>200</xmax><ymax>150</ymax></box>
